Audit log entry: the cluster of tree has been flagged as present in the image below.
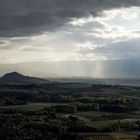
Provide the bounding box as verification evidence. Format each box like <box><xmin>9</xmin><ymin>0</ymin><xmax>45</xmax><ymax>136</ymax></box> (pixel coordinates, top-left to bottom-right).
<box><xmin>100</xmin><ymin>103</ymin><xmax>138</xmax><ymax>112</ymax></box>
<box><xmin>105</xmin><ymin>120</ymin><xmax>140</xmax><ymax>132</ymax></box>
<box><xmin>69</xmin><ymin>101</ymin><xmax>138</xmax><ymax>113</ymax></box>
<box><xmin>0</xmin><ymin>97</ymin><xmax>27</xmax><ymax>106</ymax></box>
<box><xmin>0</xmin><ymin>94</ymin><xmax>138</xmax><ymax>115</ymax></box>
<box><xmin>71</xmin><ymin>102</ymin><xmax>100</xmax><ymax>111</ymax></box>
<box><xmin>0</xmin><ymin>110</ymin><xmax>96</xmax><ymax>140</ymax></box>
<box><xmin>0</xmin><ymin>107</ymin><xmax>140</xmax><ymax>139</ymax></box>
<box><xmin>52</xmin><ymin>104</ymin><xmax>77</xmax><ymax>113</ymax></box>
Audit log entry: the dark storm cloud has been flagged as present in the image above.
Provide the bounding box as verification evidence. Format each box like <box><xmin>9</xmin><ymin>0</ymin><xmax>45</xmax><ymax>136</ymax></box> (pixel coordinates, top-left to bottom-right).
<box><xmin>0</xmin><ymin>0</ymin><xmax>140</xmax><ymax>37</ymax></box>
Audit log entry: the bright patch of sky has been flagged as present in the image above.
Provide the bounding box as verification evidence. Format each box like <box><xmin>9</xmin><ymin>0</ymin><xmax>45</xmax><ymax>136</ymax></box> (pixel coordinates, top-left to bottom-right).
<box><xmin>104</xmin><ymin>7</ymin><xmax>140</xmax><ymax>29</ymax></box>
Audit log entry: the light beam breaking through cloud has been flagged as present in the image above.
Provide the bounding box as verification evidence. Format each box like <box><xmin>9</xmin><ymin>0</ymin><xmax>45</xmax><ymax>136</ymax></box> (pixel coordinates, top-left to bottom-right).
<box><xmin>0</xmin><ymin>0</ymin><xmax>140</xmax><ymax>77</ymax></box>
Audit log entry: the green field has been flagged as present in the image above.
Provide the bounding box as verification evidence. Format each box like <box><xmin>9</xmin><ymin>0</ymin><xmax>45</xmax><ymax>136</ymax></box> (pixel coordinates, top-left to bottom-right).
<box><xmin>0</xmin><ymin>103</ymin><xmax>53</xmax><ymax>111</ymax></box>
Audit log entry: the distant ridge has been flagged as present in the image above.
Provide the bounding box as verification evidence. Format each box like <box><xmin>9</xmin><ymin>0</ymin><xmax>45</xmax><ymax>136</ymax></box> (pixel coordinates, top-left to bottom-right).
<box><xmin>0</xmin><ymin>72</ymin><xmax>49</xmax><ymax>83</ymax></box>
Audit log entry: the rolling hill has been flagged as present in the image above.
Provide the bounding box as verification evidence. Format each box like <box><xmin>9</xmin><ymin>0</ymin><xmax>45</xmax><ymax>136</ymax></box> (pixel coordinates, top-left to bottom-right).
<box><xmin>0</xmin><ymin>72</ymin><xmax>49</xmax><ymax>83</ymax></box>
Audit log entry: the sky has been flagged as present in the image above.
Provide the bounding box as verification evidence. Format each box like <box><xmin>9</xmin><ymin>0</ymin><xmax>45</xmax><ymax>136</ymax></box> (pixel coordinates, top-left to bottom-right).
<box><xmin>0</xmin><ymin>0</ymin><xmax>140</xmax><ymax>78</ymax></box>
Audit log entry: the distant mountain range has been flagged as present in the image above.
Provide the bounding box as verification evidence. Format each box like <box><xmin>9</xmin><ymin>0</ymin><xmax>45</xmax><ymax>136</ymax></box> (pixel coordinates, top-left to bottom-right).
<box><xmin>0</xmin><ymin>72</ymin><xmax>49</xmax><ymax>83</ymax></box>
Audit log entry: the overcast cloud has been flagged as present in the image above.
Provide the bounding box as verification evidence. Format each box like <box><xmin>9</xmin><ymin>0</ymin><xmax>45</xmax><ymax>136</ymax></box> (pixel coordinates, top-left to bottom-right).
<box><xmin>0</xmin><ymin>0</ymin><xmax>140</xmax><ymax>37</ymax></box>
<box><xmin>0</xmin><ymin>0</ymin><xmax>140</xmax><ymax>77</ymax></box>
